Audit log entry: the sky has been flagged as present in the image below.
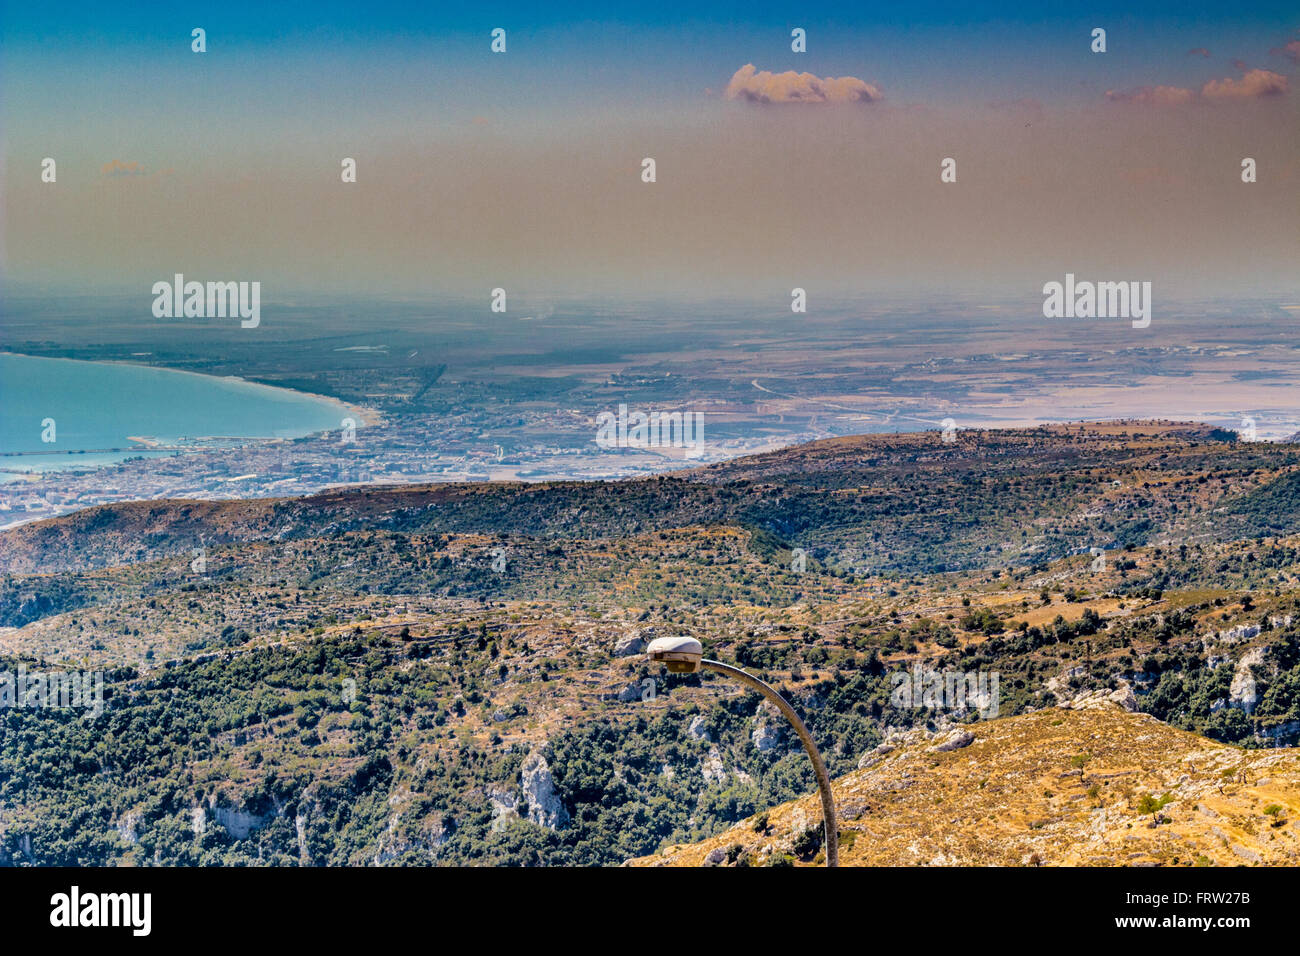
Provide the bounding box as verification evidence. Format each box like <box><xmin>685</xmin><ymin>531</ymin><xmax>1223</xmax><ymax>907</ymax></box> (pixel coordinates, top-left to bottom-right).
<box><xmin>3</xmin><ymin>2</ymin><xmax>1297</xmax><ymax>300</ymax></box>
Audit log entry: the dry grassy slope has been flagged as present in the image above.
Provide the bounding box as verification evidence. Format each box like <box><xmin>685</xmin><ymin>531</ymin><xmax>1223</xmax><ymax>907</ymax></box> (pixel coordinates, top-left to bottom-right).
<box><xmin>630</xmin><ymin>705</ymin><xmax>1300</xmax><ymax>867</ymax></box>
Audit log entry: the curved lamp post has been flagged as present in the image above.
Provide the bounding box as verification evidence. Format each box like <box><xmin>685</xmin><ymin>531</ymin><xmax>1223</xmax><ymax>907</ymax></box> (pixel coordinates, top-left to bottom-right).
<box><xmin>646</xmin><ymin>635</ymin><xmax>838</xmax><ymax>867</ymax></box>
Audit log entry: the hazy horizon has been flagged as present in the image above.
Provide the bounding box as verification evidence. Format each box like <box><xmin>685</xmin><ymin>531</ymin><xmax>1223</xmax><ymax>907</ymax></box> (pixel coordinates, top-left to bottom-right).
<box><xmin>4</xmin><ymin>2</ymin><xmax>1297</xmax><ymax>299</ymax></box>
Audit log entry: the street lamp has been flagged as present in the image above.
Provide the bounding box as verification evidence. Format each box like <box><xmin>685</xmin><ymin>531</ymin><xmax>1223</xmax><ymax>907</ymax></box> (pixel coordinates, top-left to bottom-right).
<box><xmin>646</xmin><ymin>635</ymin><xmax>839</xmax><ymax>867</ymax></box>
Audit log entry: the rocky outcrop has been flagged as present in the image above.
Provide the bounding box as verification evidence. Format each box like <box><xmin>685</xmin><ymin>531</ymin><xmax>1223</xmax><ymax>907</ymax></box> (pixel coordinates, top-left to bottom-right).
<box><xmin>1218</xmin><ymin>624</ymin><xmax>1261</xmax><ymax>645</ymax></box>
<box><xmin>189</xmin><ymin>794</ymin><xmax>271</xmax><ymax>842</ymax></box>
<box><xmin>613</xmin><ymin>635</ymin><xmax>646</xmax><ymax>657</ymax></box>
<box><xmin>928</xmin><ymin>729</ymin><xmax>975</xmax><ymax>752</ymax></box>
<box><xmin>486</xmin><ymin>784</ymin><xmax>519</xmax><ymax>831</ymax></box>
<box><xmin>687</xmin><ymin>715</ymin><xmax>711</xmax><ymax>742</ymax></box>
<box><xmin>211</xmin><ymin>805</ymin><xmax>265</xmax><ymax>840</ymax></box>
<box><xmin>858</xmin><ymin>742</ymin><xmax>894</xmax><ymax>770</ymax></box>
<box><xmin>115</xmin><ymin>811</ymin><xmax>142</xmax><ymax>846</ymax></box>
<box><xmin>752</xmin><ymin>721</ymin><xmax>781</xmax><ymax>751</ymax></box>
<box><xmin>374</xmin><ymin>814</ymin><xmax>407</xmax><ymax>863</ymax></box>
<box><xmin>294</xmin><ymin>785</ymin><xmax>322</xmax><ymax>865</ymax></box>
<box><xmin>1230</xmin><ymin>647</ymin><xmax>1266</xmax><ymax>714</ymax></box>
<box><xmin>700</xmin><ymin>746</ymin><xmax>727</xmax><ymax>784</ymax></box>
<box><xmin>751</xmin><ymin>702</ymin><xmax>783</xmax><ymax>752</ymax></box>
<box><xmin>1256</xmin><ymin>719</ymin><xmax>1300</xmax><ymax>744</ymax></box>
<box><xmin>1059</xmin><ymin>680</ymin><xmax>1137</xmax><ymax>713</ymax></box>
<box><xmin>373</xmin><ymin>801</ymin><xmax>450</xmax><ymax>864</ymax></box>
<box><xmin>521</xmin><ymin>751</ymin><xmax>569</xmax><ymax>829</ymax></box>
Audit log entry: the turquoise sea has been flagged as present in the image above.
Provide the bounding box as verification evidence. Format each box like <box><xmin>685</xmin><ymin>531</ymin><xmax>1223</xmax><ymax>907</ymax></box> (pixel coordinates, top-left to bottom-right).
<box><xmin>0</xmin><ymin>353</ymin><xmax>348</xmax><ymax>480</ymax></box>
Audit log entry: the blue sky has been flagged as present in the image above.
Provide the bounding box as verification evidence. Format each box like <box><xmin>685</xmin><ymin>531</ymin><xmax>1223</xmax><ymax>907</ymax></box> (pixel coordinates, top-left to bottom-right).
<box><xmin>6</xmin><ymin>2</ymin><xmax>1296</xmax><ymax>105</ymax></box>
<box><xmin>3</xmin><ymin>2</ymin><xmax>1296</xmax><ymax>297</ymax></box>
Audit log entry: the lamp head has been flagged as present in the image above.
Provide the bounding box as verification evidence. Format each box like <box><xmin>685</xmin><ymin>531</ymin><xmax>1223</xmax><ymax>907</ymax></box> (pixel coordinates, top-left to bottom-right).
<box><xmin>646</xmin><ymin>635</ymin><xmax>703</xmax><ymax>674</ymax></box>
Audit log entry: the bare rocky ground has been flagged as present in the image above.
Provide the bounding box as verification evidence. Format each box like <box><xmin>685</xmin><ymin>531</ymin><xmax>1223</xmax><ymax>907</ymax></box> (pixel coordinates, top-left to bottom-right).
<box><xmin>632</xmin><ymin>704</ymin><xmax>1300</xmax><ymax>867</ymax></box>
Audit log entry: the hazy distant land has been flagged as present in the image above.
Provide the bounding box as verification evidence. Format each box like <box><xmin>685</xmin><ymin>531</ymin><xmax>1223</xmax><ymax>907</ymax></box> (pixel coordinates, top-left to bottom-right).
<box><xmin>2</xmin><ymin>293</ymin><xmax>1297</xmax><ymax>527</ymax></box>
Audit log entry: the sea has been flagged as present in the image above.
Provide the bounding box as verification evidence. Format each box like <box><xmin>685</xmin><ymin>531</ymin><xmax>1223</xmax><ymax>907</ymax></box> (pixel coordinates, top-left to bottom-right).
<box><xmin>0</xmin><ymin>353</ymin><xmax>346</xmax><ymax>481</ymax></box>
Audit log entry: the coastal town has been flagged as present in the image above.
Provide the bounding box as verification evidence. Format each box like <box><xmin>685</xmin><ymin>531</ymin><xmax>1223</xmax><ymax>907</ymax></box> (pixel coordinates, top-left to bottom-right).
<box><xmin>0</xmin><ymin>406</ymin><xmax>798</xmax><ymax>529</ymax></box>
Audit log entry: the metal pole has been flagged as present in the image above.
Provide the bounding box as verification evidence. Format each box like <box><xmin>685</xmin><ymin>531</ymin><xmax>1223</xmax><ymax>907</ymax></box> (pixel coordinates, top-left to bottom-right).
<box><xmin>700</xmin><ymin>659</ymin><xmax>838</xmax><ymax>867</ymax></box>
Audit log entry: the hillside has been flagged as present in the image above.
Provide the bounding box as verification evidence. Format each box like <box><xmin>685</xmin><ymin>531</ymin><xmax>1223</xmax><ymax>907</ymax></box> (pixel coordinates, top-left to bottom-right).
<box><xmin>4</xmin><ymin>422</ymin><xmax>1300</xmax><ymax>866</ymax></box>
<box><xmin>631</xmin><ymin>704</ymin><xmax>1300</xmax><ymax>867</ymax></box>
<box><xmin>3</xmin><ymin>421</ymin><xmax>1297</xmax><ymax>578</ymax></box>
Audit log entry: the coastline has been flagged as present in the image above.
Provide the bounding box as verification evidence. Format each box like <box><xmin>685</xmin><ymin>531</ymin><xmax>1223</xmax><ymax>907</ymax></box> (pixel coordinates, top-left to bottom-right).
<box><xmin>0</xmin><ymin>350</ymin><xmax>383</xmax><ymax>438</ymax></box>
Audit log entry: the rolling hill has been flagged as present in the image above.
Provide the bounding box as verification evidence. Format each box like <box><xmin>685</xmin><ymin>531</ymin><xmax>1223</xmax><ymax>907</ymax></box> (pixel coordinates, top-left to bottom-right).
<box><xmin>3</xmin><ymin>421</ymin><xmax>1300</xmax><ymax>866</ymax></box>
